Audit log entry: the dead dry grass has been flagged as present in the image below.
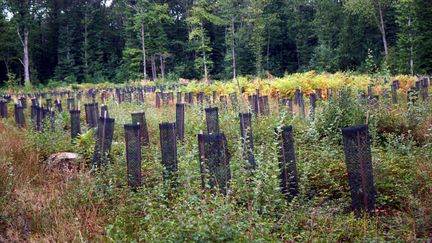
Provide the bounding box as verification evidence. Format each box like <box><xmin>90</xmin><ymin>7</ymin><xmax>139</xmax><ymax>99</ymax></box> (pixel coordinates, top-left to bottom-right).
<box><xmin>0</xmin><ymin>121</ymin><xmax>106</xmax><ymax>242</ymax></box>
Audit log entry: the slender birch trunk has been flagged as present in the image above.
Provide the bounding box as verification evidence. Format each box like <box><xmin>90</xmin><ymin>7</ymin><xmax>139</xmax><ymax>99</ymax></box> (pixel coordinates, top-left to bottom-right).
<box><xmin>141</xmin><ymin>22</ymin><xmax>147</xmax><ymax>80</ymax></box>
<box><xmin>231</xmin><ymin>18</ymin><xmax>236</xmax><ymax>80</ymax></box>
<box><xmin>23</xmin><ymin>28</ymin><xmax>30</xmax><ymax>86</ymax></box>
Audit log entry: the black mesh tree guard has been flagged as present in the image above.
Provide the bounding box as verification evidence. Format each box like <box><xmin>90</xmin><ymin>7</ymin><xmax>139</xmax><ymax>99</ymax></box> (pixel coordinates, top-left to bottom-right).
<box><xmin>327</xmin><ymin>88</ymin><xmax>333</xmax><ymax>98</ymax></box>
<box><xmin>298</xmin><ymin>92</ymin><xmax>305</xmax><ymax>118</ymax></box>
<box><xmin>342</xmin><ymin>125</ymin><xmax>375</xmax><ymax>215</ymax></box>
<box><xmin>35</xmin><ymin>105</ymin><xmax>43</xmax><ymax>131</ymax></box>
<box><xmin>101</xmin><ymin>104</ymin><xmax>109</xmax><ymax>118</ymax></box>
<box><xmin>288</xmin><ymin>99</ymin><xmax>293</xmax><ymax>115</ymax></box>
<box><xmin>212</xmin><ymin>91</ymin><xmax>217</xmax><ymax>104</ymax></box>
<box><xmin>367</xmin><ymin>85</ymin><xmax>373</xmax><ymax>99</ymax></box>
<box><xmin>187</xmin><ymin>92</ymin><xmax>194</xmax><ymax>104</ymax></box>
<box><xmin>391</xmin><ymin>83</ymin><xmax>398</xmax><ymax>104</ymax></box>
<box><xmin>138</xmin><ymin>90</ymin><xmax>145</xmax><ymax>103</ymax></box>
<box><xmin>415</xmin><ymin>81</ymin><xmax>421</xmax><ymax>92</ymax></box>
<box><xmin>176</xmin><ymin>103</ymin><xmax>185</xmax><ymax>142</ymax></box>
<box><xmin>156</xmin><ymin>92</ymin><xmax>161</xmax><ymax>108</ymax></box>
<box><xmin>220</xmin><ymin>95</ymin><xmax>228</xmax><ymax>109</ymax></box>
<box><xmin>85</xmin><ymin>103</ymin><xmax>99</xmax><ymax>128</ymax></box>
<box><xmin>421</xmin><ymin>78</ymin><xmax>429</xmax><ymax>100</ymax></box>
<box><xmin>46</xmin><ymin>98</ymin><xmax>52</xmax><ymax>109</ymax></box>
<box><xmin>55</xmin><ymin>99</ymin><xmax>63</xmax><ymax>112</ymax></box>
<box><xmin>197</xmin><ymin>92</ymin><xmax>204</xmax><ymax>105</ymax></box>
<box><xmin>206</xmin><ymin>96</ymin><xmax>211</xmax><ymax>106</ymax></box>
<box><xmin>275</xmin><ymin>125</ymin><xmax>299</xmax><ymax>201</ymax></box>
<box><xmin>239</xmin><ymin>113</ymin><xmax>255</xmax><ymax>170</ymax></box>
<box><xmin>67</xmin><ymin>98</ymin><xmax>75</xmax><ymax>111</ymax></box>
<box><xmin>162</xmin><ymin>92</ymin><xmax>169</xmax><ymax>106</ymax></box>
<box><xmin>70</xmin><ymin>110</ymin><xmax>81</xmax><ymax>141</ymax></box>
<box><xmin>84</xmin><ymin>104</ymin><xmax>90</xmax><ymax>126</ymax></box>
<box><xmin>280</xmin><ymin>98</ymin><xmax>288</xmax><ymax>107</ymax></box>
<box><xmin>92</xmin><ymin>117</ymin><xmax>115</xmax><ymax>166</ymax></box>
<box><xmin>14</xmin><ymin>104</ymin><xmax>26</xmax><ymax>128</ymax></box>
<box><xmin>177</xmin><ymin>91</ymin><xmax>182</xmax><ymax>104</ymax></box>
<box><xmin>251</xmin><ymin>94</ymin><xmax>259</xmax><ymax>114</ymax></box>
<box><xmin>124</xmin><ymin>124</ymin><xmax>142</xmax><ymax>191</ymax></box>
<box><xmin>20</xmin><ymin>97</ymin><xmax>27</xmax><ymax>109</ymax></box>
<box><xmin>230</xmin><ymin>93</ymin><xmax>238</xmax><ymax>108</ymax></box>
<box><xmin>407</xmin><ymin>87</ymin><xmax>418</xmax><ymax>106</ymax></box>
<box><xmin>258</xmin><ymin>96</ymin><xmax>269</xmax><ymax>115</ymax></box>
<box><xmin>205</xmin><ymin>107</ymin><xmax>220</xmax><ymax>134</ymax></box>
<box><xmin>131</xmin><ymin>112</ymin><xmax>150</xmax><ymax>146</ymax></box>
<box><xmin>309</xmin><ymin>93</ymin><xmax>317</xmax><ymax>121</ymax></box>
<box><xmin>294</xmin><ymin>89</ymin><xmax>300</xmax><ymax>105</ymax></box>
<box><xmin>159</xmin><ymin>123</ymin><xmax>178</xmax><ymax>184</ymax></box>
<box><xmin>316</xmin><ymin>89</ymin><xmax>322</xmax><ymax>99</ymax></box>
<box><xmin>197</xmin><ymin>133</ymin><xmax>231</xmax><ymax>195</ymax></box>
<box><xmin>48</xmin><ymin>108</ymin><xmax>56</xmax><ymax>131</ymax></box>
<box><xmin>0</xmin><ymin>100</ymin><xmax>7</xmax><ymax>118</ymax></box>
<box><xmin>198</xmin><ymin>132</ymin><xmax>206</xmax><ymax>189</ymax></box>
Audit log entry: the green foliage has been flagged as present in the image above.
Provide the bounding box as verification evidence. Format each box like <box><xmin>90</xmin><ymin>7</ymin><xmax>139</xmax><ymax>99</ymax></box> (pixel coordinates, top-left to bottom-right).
<box><xmin>315</xmin><ymin>89</ymin><xmax>366</xmax><ymax>142</ymax></box>
<box><xmin>25</xmin><ymin>114</ymin><xmax>73</xmax><ymax>158</ymax></box>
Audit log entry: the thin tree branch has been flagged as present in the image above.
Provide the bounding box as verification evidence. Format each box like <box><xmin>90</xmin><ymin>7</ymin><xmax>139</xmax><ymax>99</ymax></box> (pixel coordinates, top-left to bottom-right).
<box><xmin>16</xmin><ymin>28</ymin><xmax>25</xmax><ymax>47</ymax></box>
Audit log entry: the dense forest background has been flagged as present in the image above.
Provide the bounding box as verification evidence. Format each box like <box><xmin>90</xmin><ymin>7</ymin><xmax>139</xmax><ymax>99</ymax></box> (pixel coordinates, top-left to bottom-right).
<box><xmin>0</xmin><ymin>0</ymin><xmax>431</xmax><ymax>86</ymax></box>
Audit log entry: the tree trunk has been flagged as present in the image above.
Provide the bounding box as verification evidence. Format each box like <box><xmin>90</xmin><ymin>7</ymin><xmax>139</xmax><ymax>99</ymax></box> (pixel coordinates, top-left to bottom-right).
<box><xmin>408</xmin><ymin>17</ymin><xmax>414</xmax><ymax>75</ymax></box>
<box><xmin>84</xmin><ymin>9</ymin><xmax>89</xmax><ymax>76</ymax></box>
<box><xmin>201</xmin><ymin>27</ymin><xmax>208</xmax><ymax>83</ymax></box>
<box><xmin>231</xmin><ymin>18</ymin><xmax>236</xmax><ymax>80</ymax></box>
<box><xmin>377</xmin><ymin>0</ymin><xmax>388</xmax><ymax>59</ymax></box>
<box><xmin>151</xmin><ymin>54</ymin><xmax>157</xmax><ymax>81</ymax></box>
<box><xmin>141</xmin><ymin>22</ymin><xmax>147</xmax><ymax>81</ymax></box>
<box><xmin>160</xmin><ymin>54</ymin><xmax>165</xmax><ymax>80</ymax></box>
<box><xmin>267</xmin><ymin>31</ymin><xmax>270</xmax><ymax>71</ymax></box>
<box><xmin>23</xmin><ymin>28</ymin><xmax>30</xmax><ymax>86</ymax></box>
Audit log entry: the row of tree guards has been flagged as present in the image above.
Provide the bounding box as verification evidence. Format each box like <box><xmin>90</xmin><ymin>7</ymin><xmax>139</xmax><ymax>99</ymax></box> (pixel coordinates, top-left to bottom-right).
<box><xmin>0</xmin><ymin>78</ymin><xmax>430</xmax><ymax>215</ymax></box>
<box><xmin>0</xmin><ymin>80</ymin><xmax>429</xmax><ymax>133</ymax></box>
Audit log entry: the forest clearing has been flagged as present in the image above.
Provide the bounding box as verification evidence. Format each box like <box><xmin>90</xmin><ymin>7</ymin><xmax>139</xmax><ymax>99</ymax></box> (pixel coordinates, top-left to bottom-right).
<box><xmin>1</xmin><ymin>0</ymin><xmax>432</xmax><ymax>241</ymax></box>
